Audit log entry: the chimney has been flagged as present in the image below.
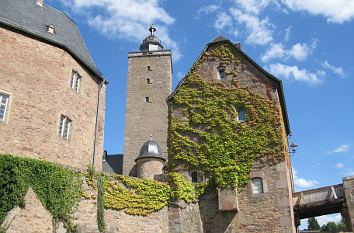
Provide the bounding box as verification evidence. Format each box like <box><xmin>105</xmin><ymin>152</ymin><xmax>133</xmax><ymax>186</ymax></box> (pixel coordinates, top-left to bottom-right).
<box><xmin>36</xmin><ymin>0</ymin><xmax>44</xmax><ymax>7</ymax></box>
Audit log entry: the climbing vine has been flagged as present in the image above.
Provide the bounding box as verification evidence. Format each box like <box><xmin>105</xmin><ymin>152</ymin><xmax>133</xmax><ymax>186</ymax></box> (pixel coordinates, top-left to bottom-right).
<box><xmin>169</xmin><ymin>172</ymin><xmax>196</xmax><ymax>202</ymax></box>
<box><xmin>168</xmin><ymin>42</ymin><xmax>284</xmax><ymax>189</ymax></box>
<box><xmin>101</xmin><ymin>173</ymin><xmax>171</xmax><ymax>216</ymax></box>
<box><xmin>0</xmin><ymin>154</ymin><xmax>82</xmax><ymax>232</ymax></box>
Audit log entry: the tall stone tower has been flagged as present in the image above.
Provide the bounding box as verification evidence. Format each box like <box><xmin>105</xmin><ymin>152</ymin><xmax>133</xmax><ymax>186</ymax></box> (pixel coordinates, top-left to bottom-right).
<box><xmin>123</xmin><ymin>26</ymin><xmax>172</xmax><ymax>175</ymax></box>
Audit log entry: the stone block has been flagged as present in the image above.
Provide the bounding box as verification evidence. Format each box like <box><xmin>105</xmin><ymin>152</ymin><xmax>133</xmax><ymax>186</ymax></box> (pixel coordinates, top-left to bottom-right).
<box><xmin>218</xmin><ymin>188</ymin><xmax>239</xmax><ymax>212</ymax></box>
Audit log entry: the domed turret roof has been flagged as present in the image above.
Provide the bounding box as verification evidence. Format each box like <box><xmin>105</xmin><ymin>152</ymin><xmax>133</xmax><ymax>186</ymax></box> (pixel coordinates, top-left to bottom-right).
<box><xmin>135</xmin><ymin>138</ymin><xmax>166</xmax><ymax>162</ymax></box>
<box><xmin>140</xmin><ymin>25</ymin><xmax>164</xmax><ymax>51</ymax></box>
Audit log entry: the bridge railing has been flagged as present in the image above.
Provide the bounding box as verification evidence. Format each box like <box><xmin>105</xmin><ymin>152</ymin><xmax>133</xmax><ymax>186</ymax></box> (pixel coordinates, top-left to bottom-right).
<box><xmin>293</xmin><ymin>184</ymin><xmax>344</xmax><ymax>206</ymax></box>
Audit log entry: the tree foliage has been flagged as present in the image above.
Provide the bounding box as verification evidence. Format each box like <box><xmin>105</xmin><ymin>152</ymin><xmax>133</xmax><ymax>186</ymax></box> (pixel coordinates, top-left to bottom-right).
<box><xmin>308</xmin><ymin>217</ymin><xmax>320</xmax><ymax>230</ymax></box>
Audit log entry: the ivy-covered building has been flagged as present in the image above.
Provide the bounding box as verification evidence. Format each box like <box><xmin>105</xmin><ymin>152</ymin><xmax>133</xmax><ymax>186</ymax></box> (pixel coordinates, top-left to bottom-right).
<box><xmin>121</xmin><ymin>26</ymin><xmax>297</xmax><ymax>231</ymax></box>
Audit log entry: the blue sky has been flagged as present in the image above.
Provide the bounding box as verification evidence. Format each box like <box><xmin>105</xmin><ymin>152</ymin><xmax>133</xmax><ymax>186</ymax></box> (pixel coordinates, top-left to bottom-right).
<box><xmin>47</xmin><ymin>0</ymin><xmax>354</xmax><ymax>228</ymax></box>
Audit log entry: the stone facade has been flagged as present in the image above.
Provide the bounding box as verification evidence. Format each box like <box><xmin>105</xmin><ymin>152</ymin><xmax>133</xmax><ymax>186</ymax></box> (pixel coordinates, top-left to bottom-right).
<box><xmin>124</xmin><ymin>51</ymin><xmax>172</xmax><ymax>175</ymax></box>
<box><xmin>0</xmin><ymin>26</ymin><xmax>106</xmax><ymax>171</ymax></box>
<box><xmin>169</xmin><ymin>40</ymin><xmax>296</xmax><ymax>232</ymax></box>
<box><xmin>136</xmin><ymin>158</ymin><xmax>165</xmax><ymax>180</ymax></box>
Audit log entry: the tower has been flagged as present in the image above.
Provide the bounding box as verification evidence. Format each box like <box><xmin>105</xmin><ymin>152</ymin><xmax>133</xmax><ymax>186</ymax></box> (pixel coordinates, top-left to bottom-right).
<box><xmin>123</xmin><ymin>26</ymin><xmax>172</xmax><ymax>175</ymax></box>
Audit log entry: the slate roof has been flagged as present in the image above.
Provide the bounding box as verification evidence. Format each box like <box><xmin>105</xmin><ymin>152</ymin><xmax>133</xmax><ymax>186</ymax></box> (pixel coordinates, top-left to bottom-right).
<box><xmin>102</xmin><ymin>153</ymin><xmax>123</xmax><ymax>174</ymax></box>
<box><xmin>169</xmin><ymin>35</ymin><xmax>291</xmax><ymax>135</ymax></box>
<box><xmin>0</xmin><ymin>0</ymin><xmax>103</xmax><ymax>80</ymax></box>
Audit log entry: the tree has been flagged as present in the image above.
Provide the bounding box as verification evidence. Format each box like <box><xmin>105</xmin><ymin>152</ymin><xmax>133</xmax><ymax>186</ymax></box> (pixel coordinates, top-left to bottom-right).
<box><xmin>321</xmin><ymin>221</ymin><xmax>338</xmax><ymax>232</ymax></box>
<box><xmin>337</xmin><ymin>217</ymin><xmax>348</xmax><ymax>232</ymax></box>
<box><xmin>308</xmin><ymin>217</ymin><xmax>321</xmax><ymax>230</ymax></box>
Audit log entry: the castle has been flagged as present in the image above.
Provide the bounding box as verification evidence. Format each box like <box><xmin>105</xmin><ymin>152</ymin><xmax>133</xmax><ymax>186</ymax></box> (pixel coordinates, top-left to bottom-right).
<box><xmin>1</xmin><ymin>1</ymin><xmax>354</xmax><ymax>233</ymax></box>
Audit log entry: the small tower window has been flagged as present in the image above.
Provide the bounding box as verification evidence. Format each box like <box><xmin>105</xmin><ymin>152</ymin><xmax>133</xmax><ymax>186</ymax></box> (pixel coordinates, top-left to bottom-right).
<box><xmin>145</xmin><ymin>97</ymin><xmax>151</xmax><ymax>103</ymax></box>
<box><xmin>251</xmin><ymin>177</ymin><xmax>264</xmax><ymax>194</ymax></box>
<box><xmin>70</xmin><ymin>71</ymin><xmax>81</xmax><ymax>92</ymax></box>
<box><xmin>47</xmin><ymin>24</ymin><xmax>55</xmax><ymax>34</ymax></box>
<box><xmin>147</xmin><ymin>65</ymin><xmax>152</xmax><ymax>71</ymax></box>
<box><xmin>237</xmin><ymin>107</ymin><xmax>246</xmax><ymax>122</ymax></box>
<box><xmin>218</xmin><ymin>67</ymin><xmax>225</xmax><ymax>79</ymax></box>
<box><xmin>190</xmin><ymin>171</ymin><xmax>198</xmax><ymax>183</ymax></box>
<box><xmin>146</xmin><ymin>78</ymin><xmax>152</xmax><ymax>84</ymax></box>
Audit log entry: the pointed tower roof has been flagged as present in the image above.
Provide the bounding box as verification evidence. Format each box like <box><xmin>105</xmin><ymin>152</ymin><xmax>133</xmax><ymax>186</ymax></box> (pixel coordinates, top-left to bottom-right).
<box><xmin>140</xmin><ymin>25</ymin><xmax>164</xmax><ymax>51</ymax></box>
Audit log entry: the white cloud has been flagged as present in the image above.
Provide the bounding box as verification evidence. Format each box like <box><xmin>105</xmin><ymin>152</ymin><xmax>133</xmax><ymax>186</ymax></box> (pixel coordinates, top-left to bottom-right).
<box><xmin>269</xmin><ymin>63</ymin><xmax>323</xmax><ymax>86</ymax></box>
<box><xmin>59</xmin><ymin>0</ymin><xmax>181</xmax><ymax>60</ymax></box>
<box><xmin>262</xmin><ymin>39</ymin><xmax>317</xmax><ymax>62</ymax></box>
<box><xmin>230</xmin><ymin>9</ymin><xmax>274</xmax><ymax>45</ymax></box>
<box><xmin>233</xmin><ymin>0</ymin><xmax>272</xmax><ymax>15</ymax></box>
<box><xmin>284</xmin><ymin>26</ymin><xmax>291</xmax><ymax>41</ymax></box>
<box><xmin>261</xmin><ymin>43</ymin><xmax>286</xmax><ymax>62</ymax></box>
<box><xmin>335</xmin><ymin>163</ymin><xmax>344</xmax><ymax>168</ymax></box>
<box><xmin>197</xmin><ymin>4</ymin><xmax>221</xmax><ymax>15</ymax></box>
<box><xmin>322</xmin><ymin>60</ymin><xmax>346</xmax><ymax>78</ymax></box>
<box><xmin>332</xmin><ymin>144</ymin><xmax>351</xmax><ymax>153</ymax></box>
<box><xmin>293</xmin><ymin>168</ymin><xmax>319</xmax><ymax>190</ymax></box>
<box><xmin>281</xmin><ymin>0</ymin><xmax>354</xmax><ymax>23</ymax></box>
<box><xmin>214</xmin><ymin>12</ymin><xmax>233</xmax><ymax>31</ymax></box>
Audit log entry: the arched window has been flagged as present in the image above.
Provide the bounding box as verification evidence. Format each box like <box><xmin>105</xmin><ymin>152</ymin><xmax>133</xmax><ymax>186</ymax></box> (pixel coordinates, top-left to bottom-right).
<box><xmin>190</xmin><ymin>171</ymin><xmax>198</xmax><ymax>183</ymax></box>
<box><xmin>251</xmin><ymin>177</ymin><xmax>264</xmax><ymax>194</ymax></box>
<box><xmin>237</xmin><ymin>107</ymin><xmax>246</xmax><ymax>122</ymax></box>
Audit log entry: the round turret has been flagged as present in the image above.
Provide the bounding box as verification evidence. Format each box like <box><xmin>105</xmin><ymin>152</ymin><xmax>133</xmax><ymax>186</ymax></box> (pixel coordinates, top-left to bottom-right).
<box><xmin>135</xmin><ymin>137</ymin><xmax>166</xmax><ymax>179</ymax></box>
<box><xmin>139</xmin><ymin>25</ymin><xmax>164</xmax><ymax>51</ymax></box>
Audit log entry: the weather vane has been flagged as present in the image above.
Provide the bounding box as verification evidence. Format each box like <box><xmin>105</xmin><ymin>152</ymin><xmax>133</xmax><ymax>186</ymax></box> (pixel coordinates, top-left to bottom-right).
<box><xmin>149</xmin><ymin>25</ymin><xmax>156</xmax><ymax>36</ymax></box>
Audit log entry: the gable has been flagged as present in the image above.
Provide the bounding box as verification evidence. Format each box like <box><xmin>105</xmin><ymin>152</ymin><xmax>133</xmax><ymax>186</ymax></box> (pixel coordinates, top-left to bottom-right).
<box><xmin>169</xmin><ymin>37</ymin><xmax>290</xmax><ymax>135</ymax></box>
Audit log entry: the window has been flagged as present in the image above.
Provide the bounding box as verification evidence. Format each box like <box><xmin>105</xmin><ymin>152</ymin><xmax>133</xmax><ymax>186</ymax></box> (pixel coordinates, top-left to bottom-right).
<box><xmin>251</xmin><ymin>177</ymin><xmax>264</xmax><ymax>194</ymax></box>
<box><xmin>147</xmin><ymin>65</ymin><xmax>152</xmax><ymax>71</ymax></box>
<box><xmin>190</xmin><ymin>171</ymin><xmax>198</xmax><ymax>183</ymax></box>
<box><xmin>47</xmin><ymin>24</ymin><xmax>55</xmax><ymax>34</ymax></box>
<box><xmin>59</xmin><ymin>115</ymin><xmax>72</xmax><ymax>140</ymax></box>
<box><xmin>145</xmin><ymin>97</ymin><xmax>150</xmax><ymax>103</ymax></box>
<box><xmin>218</xmin><ymin>67</ymin><xmax>225</xmax><ymax>79</ymax></box>
<box><xmin>70</xmin><ymin>71</ymin><xmax>81</xmax><ymax>92</ymax></box>
<box><xmin>237</xmin><ymin>107</ymin><xmax>246</xmax><ymax>122</ymax></box>
<box><xmin>146</xmin><ymin>78</ymin><xmax>152</xmax><ymax>84</ymax></box>
<box><xmin>0</xmin><ymin>93</ymin><xmax>9</xmax><ymax>121</ymax></box>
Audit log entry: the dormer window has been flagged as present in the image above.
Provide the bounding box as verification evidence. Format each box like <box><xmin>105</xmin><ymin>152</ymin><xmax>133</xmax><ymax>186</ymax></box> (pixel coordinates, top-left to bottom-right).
<box><xmin>218</xmin><ymin>67</ymin><xmax>225</xmax><ymax>79</ymax></box>
<box><xmin>237</xmin><ymin>107</ymin><xmax>246</xmax><ymax>122</ymax></box>
<box><xmin>70</xmin><ymin>71</ymin><xmax>81</xmax><ymax>92</ymax></box>
<box><xmin>47</xmin><ymin>24</ymin><xmax>55</xmax><ymax>34</ymax></box>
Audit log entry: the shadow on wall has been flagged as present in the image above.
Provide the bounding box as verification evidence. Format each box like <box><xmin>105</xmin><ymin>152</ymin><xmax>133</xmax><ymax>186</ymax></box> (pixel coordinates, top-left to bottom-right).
<box><xmin>199</xmin><ymin>191</ymin><xmax>236</xmax><ymax>233</ymax></box>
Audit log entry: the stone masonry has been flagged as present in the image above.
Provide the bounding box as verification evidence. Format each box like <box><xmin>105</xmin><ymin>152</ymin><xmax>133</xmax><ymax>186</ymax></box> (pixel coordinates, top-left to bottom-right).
<box><xmin>124</xmin><ymin>51</ymin><xmax>172</xmax><ymax>175</ymax></box>
<box><xmin>0</xmin><ymin>26</ymin><xmax>106</xmax><ymax>171</ymax></box>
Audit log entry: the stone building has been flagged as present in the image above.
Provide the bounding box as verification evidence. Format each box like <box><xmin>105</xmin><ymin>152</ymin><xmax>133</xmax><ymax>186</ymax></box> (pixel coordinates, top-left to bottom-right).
<box><xmin>0</xmin><ymin>0</ymin><xmax>106</xmax><ymax>171</ymax></box>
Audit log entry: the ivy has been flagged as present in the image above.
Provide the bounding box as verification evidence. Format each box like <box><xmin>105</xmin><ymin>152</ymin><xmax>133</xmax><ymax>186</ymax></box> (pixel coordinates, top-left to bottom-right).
<box><xmin>101</xmin><ymin>173</ymin><xmax>171</xmax><ymax>216</ymax></box>
<box><xmin>0</xmin><ymin>155</ymin><xmax>82</xmax><ymax>232</ymax></box>
<box><xmin>169</xmin><ymin>172</ymin><xmax>196</xmax><ymax>202</ymax></box>
<box><xmin>97</xmin><ymin>175</ymin><xmax>105</xmax><ymax>233</ymax></box>
<box><xmin>168</xmin><ymin>42</ymin><xmax>284</xmax><ymax>189</ymax></box>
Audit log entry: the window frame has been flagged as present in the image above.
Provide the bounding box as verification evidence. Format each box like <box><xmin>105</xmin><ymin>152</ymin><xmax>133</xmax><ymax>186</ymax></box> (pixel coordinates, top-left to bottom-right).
<box><xmin>59</xmin><ymin>115</ymin><xmax>72</xmax><ymax>140</ymax></box>
<box><xmin>0</xmin><ymin>92</ymin><xmax>10</xmax><ymax>122</ymax></box>
<box><xmin>190</xmin><ymin>170</ymin><xmax>198</xmax><ymax>183</ymax></box>
<box><xmin>70</xmin><ymin>70</ymin><xmax>82</xmax><ymax>92</ymax></box>
<box><xmin>218</xmin><ymin>66</ymin><xmax>226</xmax><ymax>80</ymax></box>
<box><xmin>251</xmin><ymin>177</ymin><xmax>264</xmax><ymax>194</ymax></box>
<box><xmin>145</xmin><ymin>96</ymin><xmax>151</xmax><ymax>103</ymax></box>
<box><xmin>237</xmin><ymin>106</ymin><xmax>246</xmax><ymax>122</ymax></box>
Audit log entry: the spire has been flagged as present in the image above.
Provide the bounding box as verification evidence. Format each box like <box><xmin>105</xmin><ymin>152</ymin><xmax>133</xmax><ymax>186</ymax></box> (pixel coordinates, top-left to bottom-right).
<box><xmin>149</xmin><ymin>25</ymin><xmax>156</xmax><ymax>36</ymax></box>
<box><xmin>140</xmin><ymin>25</ymin><xmax>163</xmax><ymax>51</ymax></box>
